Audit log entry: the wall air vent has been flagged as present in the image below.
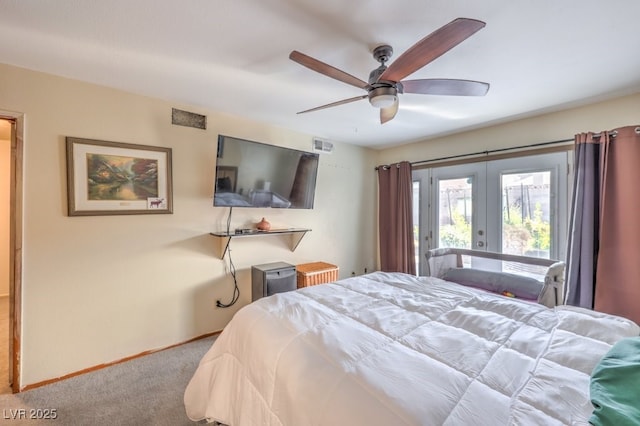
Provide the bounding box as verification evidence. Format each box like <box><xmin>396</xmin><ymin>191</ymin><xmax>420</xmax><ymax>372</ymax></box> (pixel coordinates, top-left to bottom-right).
<box><xmin>171</xmin><ymin>108</ymin><xmax>207</xmax><ymax>130</ymax></box>
<box><xmin>312</xmin><ymin>138</ymin><xmax>334</xmax><ymax>154</ymax></box>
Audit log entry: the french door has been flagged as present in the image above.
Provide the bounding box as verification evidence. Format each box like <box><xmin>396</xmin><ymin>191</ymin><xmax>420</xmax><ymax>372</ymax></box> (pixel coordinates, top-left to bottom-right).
<box><xmin>413</xmin><ymin>152</ymin><xmax>569</xmax><ymax>275</ymax></box>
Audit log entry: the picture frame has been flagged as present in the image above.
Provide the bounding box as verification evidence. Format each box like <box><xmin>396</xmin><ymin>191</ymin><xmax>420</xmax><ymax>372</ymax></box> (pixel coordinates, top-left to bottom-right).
<box><xmin>66</xmin><ymin>137</ymin><xmax>173</xmax><ymax>216</ymax></box>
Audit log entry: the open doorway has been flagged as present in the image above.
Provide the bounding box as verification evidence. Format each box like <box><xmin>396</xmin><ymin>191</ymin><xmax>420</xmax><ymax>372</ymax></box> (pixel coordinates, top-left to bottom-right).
<box><xmin>0</xmin><ymin>118</ymin><xmax>11</xmax><ymax>393</ymax></box>
<box><xmin>0</xmin><ymin>113</ymin><xmax>23</xmax><ymax>393</ymax></box>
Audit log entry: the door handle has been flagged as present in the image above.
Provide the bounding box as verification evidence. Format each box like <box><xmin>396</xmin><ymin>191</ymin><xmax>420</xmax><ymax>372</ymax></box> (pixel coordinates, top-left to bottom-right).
<box><xmin>477</xmin><ymin>241</ymin><xmax>485</xmax><ymax>247</ymax></box>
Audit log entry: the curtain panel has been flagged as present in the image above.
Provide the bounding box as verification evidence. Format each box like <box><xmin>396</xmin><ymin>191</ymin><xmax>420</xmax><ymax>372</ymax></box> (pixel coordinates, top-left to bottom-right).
<box><xmin>565</xmin><ymin>132</ymin><xmax>608</xmax><ymax>308</ymax></box>
<box><xmin>565</xmin><ymin>125</ymin><xmax>640</xmax><ymax>325</ymax></box>
<box><xmin>377</xmin><ymin>161</ymin><xmax>416</xmax><ymax>275</ymax></box>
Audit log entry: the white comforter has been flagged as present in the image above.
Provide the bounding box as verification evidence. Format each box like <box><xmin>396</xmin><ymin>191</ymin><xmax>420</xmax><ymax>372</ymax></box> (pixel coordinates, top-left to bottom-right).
<box><xmin>184</xmin><ymin>272</ymin><xmax>639</xmax><ymax>425</ymax></box>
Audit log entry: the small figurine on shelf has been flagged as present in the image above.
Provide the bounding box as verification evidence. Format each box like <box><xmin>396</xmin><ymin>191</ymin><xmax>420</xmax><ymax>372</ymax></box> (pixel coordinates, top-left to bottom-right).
<box><xmin>256</xmin><ymin>217</ymin><xmax>271</xmax><ymax>231</ymax></box>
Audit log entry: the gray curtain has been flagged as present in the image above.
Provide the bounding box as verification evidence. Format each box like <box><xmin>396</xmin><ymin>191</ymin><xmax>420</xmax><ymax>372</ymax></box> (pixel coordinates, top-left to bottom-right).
<box><xmin>377</xmin><ymin>161</ymin><xmax>416</xmax><ymax>274</ymax></box>
<box><xmin>564</xmin><ymin>132</ymin><xmax>607</xmax><ymax>308</ymax></box>
<box><xmin>565</xmin><ymin>125</ymin><xmax>640</xmax><ymax>325</ymax></box>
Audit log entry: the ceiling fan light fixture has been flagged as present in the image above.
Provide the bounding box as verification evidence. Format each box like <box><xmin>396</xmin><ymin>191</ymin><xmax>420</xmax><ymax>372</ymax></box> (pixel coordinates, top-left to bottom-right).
<box><xmin>370</xmin><ymin>94</ymin><xmax>397</xmax><ymax>108</ymax></box>
<box><xmin>368</xmin><ymin>86</ymin><xmax>398</xmax><ymax>108</ymax></box>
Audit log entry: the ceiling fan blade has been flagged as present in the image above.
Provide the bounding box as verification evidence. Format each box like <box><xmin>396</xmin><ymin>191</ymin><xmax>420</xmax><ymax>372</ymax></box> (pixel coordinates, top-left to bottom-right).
<box><xmin>380</xmin><ymin>99</ymin><xmax>399</xmax><ymax>124</ymax></box>
<box><xmin>296</xmin><ymin>95</ymin><xmax>368</xmax><ymax>114</ymax></box>
<box><xmin>380</xmin><ymin>18</ymin><xmax>486</xmax><ymax>83</ymax></box>
<box><xmin>402</xmin><ymin>79</ymin><xmax>489</xmax><ymax>96</ymax></box>
<box><xmin>290</xmin><ymin>50</ymin><xmax>369</xmax><ymax>90</ymax></box>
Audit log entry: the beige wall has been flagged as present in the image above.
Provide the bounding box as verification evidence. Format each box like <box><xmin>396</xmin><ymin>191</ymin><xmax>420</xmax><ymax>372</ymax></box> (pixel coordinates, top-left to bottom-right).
<box><xmin>0</xmin><ymin>122</ymin><xmax>9</xmax><ymax>296</ymax></box>
<box><xmin>0</xmin><ymin>63</ymin><xmax>378</xmax><ymax>387</ymax></box>
<box><xmin>376</xmin><ymin>93</ymin><xmax>640</xmax><ymax>164</ymax></box>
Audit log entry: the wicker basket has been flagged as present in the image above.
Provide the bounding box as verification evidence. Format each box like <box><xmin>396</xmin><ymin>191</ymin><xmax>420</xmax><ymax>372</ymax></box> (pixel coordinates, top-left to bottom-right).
<box><xmin>296</xmin><ymin>262</ymin><xmax>339</xmax><ymax>288</ymax></box>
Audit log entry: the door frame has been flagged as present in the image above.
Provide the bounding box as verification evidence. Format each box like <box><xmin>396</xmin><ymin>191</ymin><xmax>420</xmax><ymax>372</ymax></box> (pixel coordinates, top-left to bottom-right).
<box><xmin>485</xmin><ymin>153</ymin><xmax>568</xmax><ymax>260</ymax></box>
<box><xmin>2</xmin><ymin>110</ymin><xmax>23</xmax><ymax>393</ymax></box>
<box><xmin>414</xmin><ymin>164</ymin><xmax>487</xmax><ymax>276</ymax></box>
<box><xmin>430</xmin><ymin>163</ymin><xmax>488</xmax><ymax>253</ymax></box>
<box><xmin>414</xmin><ymin>150</ymin><xmax>569</xmax><ymax>275</ymax></box>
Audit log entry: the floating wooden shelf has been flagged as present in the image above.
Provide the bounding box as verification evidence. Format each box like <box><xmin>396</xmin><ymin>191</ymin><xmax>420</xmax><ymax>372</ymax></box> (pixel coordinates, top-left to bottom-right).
<box><xmin>210</xmin><ymin>228</ymin><xmax>311</xmax><ymax>259</ymax></box>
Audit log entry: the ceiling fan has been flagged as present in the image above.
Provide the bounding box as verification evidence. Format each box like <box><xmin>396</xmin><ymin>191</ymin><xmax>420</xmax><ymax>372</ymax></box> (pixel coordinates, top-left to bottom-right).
<box><xmin>289</xmin><ymin>17</ymin><xmax>489</xmax><ymax>124</ymax></box>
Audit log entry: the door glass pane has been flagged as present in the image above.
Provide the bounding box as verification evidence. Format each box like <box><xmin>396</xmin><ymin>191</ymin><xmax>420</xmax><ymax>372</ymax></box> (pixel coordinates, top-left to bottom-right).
<box><xmin>438</xmin><ymin>177</ymin><xmax>472</xmax><ymax>249</ymax></box>
<box><xmin>501</xmin><ymin>171</ymin><xmax>551</xmax><ymax>258</ymax></box>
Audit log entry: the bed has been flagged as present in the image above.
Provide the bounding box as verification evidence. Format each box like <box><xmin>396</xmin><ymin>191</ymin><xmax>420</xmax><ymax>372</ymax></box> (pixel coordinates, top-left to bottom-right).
<box><xmin>184</xmin><ymin>251</ymin><xmax>639</xmax><ymax>425</ymax></box>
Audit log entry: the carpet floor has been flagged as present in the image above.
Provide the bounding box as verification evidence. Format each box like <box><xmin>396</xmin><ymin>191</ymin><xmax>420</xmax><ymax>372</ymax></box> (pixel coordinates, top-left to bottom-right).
<box><xmin>0</xmin><ymin>335</ymin><xmax>216</xmax><ymax>425</ymax></box>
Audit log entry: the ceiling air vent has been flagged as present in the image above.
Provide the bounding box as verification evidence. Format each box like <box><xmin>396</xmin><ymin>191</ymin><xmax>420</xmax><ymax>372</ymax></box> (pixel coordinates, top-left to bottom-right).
<box><xmin>312</xmin><ymin>138</ymin><xmax>334</xmax><ymax>154</ymax></box>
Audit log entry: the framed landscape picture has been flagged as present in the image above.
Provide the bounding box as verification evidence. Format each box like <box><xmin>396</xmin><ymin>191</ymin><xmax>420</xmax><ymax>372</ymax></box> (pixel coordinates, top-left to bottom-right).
<box><xmin>66</xmin><ymin>137</ymin><xmax>173</xmax><ymax>216</ymax></box>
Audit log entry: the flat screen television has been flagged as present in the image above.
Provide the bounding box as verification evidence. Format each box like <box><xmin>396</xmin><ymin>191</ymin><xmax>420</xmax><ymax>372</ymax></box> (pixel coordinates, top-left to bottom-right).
<box><xmin>214</xmin><ymin>135</ymin><xmax>320</xmax><ymax>209</ymax></box>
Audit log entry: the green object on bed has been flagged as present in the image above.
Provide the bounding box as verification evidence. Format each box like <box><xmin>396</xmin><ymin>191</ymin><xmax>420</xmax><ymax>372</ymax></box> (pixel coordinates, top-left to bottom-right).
<box><xmin>589</xmin><ymin>337</ymin><xmax>640</xmax><ymax>426</ymax></box>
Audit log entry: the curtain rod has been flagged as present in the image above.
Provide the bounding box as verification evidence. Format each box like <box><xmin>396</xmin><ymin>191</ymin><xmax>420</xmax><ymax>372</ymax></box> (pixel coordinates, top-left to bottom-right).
<box><xmin>581</xmin><ymin>126</ymin><xmax>640</xmax><ymax>139</ymax></box>
<box><xmin>410</xmin><ymin>137</ymin><xmax>574</xmax><ymax>167</ymax></box>
<box><xmin>376</xmin><ymin>127</ymin><xmax>639</xmax><ymax>171</ymax></box>
<box><xmin>375</xmin><ymin>136</ymin><xmax>574</xmax><ymax>170</ymax></box>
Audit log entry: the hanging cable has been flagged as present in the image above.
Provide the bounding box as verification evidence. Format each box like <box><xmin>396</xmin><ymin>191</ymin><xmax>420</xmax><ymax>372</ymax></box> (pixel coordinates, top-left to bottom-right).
<box><xmin>226</xmin><ymin>206</ymin><xmax>233</xmax><ymax>233</ymax></box>
<box><xmin>217</xmin><ymin>207</ymin><xmax>240</xmax><ymax>308</ymax></box>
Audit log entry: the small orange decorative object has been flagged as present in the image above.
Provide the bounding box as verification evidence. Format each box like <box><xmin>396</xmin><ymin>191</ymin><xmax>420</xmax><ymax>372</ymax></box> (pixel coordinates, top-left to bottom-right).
<box><xmin>256</xmin><ymin>217</ymin><xmax>271</xmax><ymax>231</ymax></box>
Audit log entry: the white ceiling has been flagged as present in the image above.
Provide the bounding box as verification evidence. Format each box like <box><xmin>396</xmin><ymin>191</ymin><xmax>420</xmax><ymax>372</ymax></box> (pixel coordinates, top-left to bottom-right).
<box><xmin>1</xmin><ymin>1</ymin><xmax>639</xmax><ymax>149</ymax></box>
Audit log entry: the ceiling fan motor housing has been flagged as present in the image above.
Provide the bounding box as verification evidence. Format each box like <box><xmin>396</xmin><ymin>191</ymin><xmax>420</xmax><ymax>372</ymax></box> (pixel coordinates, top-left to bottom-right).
<box><xmin>369</xmin><ymin>44</ymin><xmax>398</xmax><ymax>107</ymax></box>
<box><xmin>368</xmin><ymin>66</ymin><xmax>387</xmax><ymax>85</ymax></box>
